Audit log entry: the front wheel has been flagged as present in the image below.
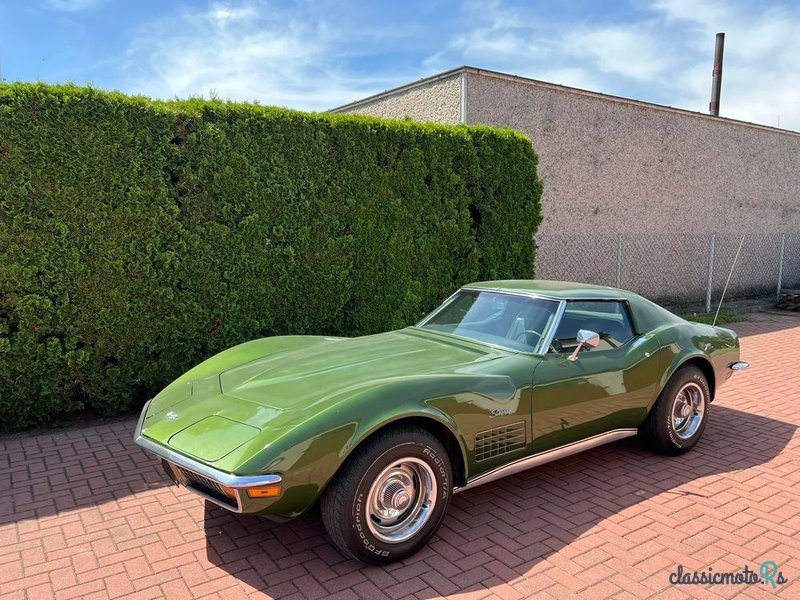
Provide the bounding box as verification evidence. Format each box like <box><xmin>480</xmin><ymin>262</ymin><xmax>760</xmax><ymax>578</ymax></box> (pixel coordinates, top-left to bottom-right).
<box><xmin>640</xmin><ymin>365</ymin><xmax>710</xmax><ymax>455</ymax></box>
<box><xmin>320</xmin><ymin>425</ymin><xmax>452</xmax><ymax>565</ymax></box>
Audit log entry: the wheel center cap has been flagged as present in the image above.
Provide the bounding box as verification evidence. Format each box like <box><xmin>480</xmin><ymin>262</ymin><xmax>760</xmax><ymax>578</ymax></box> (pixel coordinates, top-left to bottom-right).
<box><xmin>393</xmin><ymin>491</ymin><xmax>410</xmax><ymax>510</ymax></box>
<box><xmin>681</xmin><ymin>403</ymin><xmax>692</xmax><ymax>418</ymax></box>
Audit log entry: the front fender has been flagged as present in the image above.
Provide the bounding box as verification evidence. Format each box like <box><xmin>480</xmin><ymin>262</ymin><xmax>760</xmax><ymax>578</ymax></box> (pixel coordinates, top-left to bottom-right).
<box><xmin>332</xmin><ymin>373</ymin><xmax>513</xmax><ymax>470</ymax></box>
<box><xmin>241</xmin><ymin>373</ymin><xmax>512</xmax><ymax>517</ymax></box>
<box><xmin>342</xmin><ymin>406</ymin><xmax>468</xmax><ymax>483</ymax></box>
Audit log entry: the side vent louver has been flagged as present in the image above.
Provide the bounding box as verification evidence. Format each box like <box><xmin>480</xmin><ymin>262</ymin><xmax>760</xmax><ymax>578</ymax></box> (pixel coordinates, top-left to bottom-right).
<box><xmin>475</xmin><ymin>421</ymin><xmax>526</xmax><ymax>461</ymax></box>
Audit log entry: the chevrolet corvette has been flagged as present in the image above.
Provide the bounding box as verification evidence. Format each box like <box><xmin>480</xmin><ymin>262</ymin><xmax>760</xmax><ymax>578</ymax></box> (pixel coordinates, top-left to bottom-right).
<box><xmin>134</xmin><ymin>280</ymin><xmax>747</xmax><ymax>563</ymax></box>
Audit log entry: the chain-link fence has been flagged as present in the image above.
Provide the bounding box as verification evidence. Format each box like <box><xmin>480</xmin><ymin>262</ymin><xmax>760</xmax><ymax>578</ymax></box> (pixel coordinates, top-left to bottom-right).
<box><xmin>535</xmin><ymin>232</ymin><xmax>800</xmax><ymax>310</ymax></box>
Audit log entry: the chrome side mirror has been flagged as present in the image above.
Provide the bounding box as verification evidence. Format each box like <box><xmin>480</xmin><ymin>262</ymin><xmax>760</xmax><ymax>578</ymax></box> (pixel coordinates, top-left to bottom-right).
<box><xmin>568</xmin><ymin>329</ymin><xmax>600</xmax><ymax>362</ymax></box>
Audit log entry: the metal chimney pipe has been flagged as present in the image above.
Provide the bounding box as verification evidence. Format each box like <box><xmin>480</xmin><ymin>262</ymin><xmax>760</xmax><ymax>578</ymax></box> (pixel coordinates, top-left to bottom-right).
<box><xmin>709</xmin><ymin>32</ymin><xmax>725</xmax><ymax>116</ymax></box>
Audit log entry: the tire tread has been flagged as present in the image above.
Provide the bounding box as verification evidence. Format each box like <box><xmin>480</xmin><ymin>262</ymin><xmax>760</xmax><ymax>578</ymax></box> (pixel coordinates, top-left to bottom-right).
<box><xmin>320</xmin><ymin>425</ymin><xmax>449</xmax><ymax>564</ymax></box>
<box><xmin>641</xmin><ymin>365</ymin><xmax>708</xmax><ymax>455</ymax></box>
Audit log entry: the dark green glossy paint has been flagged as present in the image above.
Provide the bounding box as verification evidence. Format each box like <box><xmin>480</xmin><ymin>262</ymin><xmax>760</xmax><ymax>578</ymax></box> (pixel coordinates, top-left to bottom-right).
<box><xmin>137</xmin><ymin>281</ymin><xmax>741</xmax><ymax>517</ymax></box>
<box><xmin>531</xmin><ymin>331</ymin><xmax>664</xmax><ymax>451</ymax></box>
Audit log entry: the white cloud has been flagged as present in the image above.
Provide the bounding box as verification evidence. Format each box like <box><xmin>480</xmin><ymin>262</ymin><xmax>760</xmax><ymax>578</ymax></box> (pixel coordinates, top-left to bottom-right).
<box><xmin>116</xmin><ymin>0</ymin><xmax>800</xmax><ymax>129</ymax></box>
<box><xmin>121</xmin><ymin>0</ymin><xmax>406</xmax><ymax>111</ymax></box>
<box><xmin>424</xmin><ymin>0</ymin><xmax>800</xmax><ymax>131</ymax></box>
<box><xmin>651</xmin><ymin>0</ymin><xmax>730</xmax><ymax>28</ymax></box>
<box><xmin>424</xmin><ymin>0</ymin><xmax>556</xmax><ymax>75</ymax></box>
<box><xmin>422</xmin><ymin>1</ymin><xmax>676</xmax><ymax>93</ymax></box>
<box><xmin>43</xmin><ymin>0</ymin><xmax>104</xmax><ymax>11</ymax></box>
<box><xmin>651</xmin><ymin>0</ymin><xmax>800</xmax><ymax>129</ymax></box>
<box><xmin>564</xmin><ymin>26</ymin><xmax>673</xmax><ymax>82</ymax></box>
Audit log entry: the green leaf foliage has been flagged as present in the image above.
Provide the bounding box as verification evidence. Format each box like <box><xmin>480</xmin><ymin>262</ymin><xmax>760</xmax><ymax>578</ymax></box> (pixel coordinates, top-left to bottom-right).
<box><xmin>0</xmin><ymin>83</ymin><xmax>542</xmax><ymax>430</ymax></box>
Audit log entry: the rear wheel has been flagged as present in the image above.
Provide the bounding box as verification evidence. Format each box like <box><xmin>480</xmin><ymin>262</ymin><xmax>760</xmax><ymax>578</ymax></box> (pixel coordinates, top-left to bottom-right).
<box><xmin>641</xmin><ymin>366</ymin><xmax>710</xmax><ymax>455</ymax></box>
<box><xmin>320</xmin><ymin>425</ymin><xmax>452</xmax><ymax>565</ymax></box>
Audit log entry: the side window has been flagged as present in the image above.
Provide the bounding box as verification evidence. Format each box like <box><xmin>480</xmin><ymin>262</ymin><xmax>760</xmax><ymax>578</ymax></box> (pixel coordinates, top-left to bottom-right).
<box><xmin>551</xmin><ymin>300</ymin><xmax>636</xmax><ymax>353</ymax></box>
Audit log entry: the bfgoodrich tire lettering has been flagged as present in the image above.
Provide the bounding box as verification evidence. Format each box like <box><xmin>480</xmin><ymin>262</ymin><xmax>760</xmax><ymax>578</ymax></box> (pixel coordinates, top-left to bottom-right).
<box><xmin>641</xmin><ymin>365</ymin><xmax>710</xmax><ymax>455</ymax></box>
<box><xmin>320</xmin><ymin>425</ymin><xmax>452</xmax><ymax>565</ymax></box>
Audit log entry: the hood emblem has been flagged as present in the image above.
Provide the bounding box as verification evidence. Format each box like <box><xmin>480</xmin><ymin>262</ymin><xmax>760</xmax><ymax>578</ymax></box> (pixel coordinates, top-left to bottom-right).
<box><xmin>165</xmin><ymin>411</ymin><xmax>178</xmax><ymax>421</ymax></box>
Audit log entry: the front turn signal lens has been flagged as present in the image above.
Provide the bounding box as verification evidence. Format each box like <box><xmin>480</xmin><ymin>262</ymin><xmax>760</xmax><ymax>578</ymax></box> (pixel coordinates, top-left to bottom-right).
<box><xmin>246</xmin><ymin>485</ymin><xmax>282</xmax><ymax>499</ymax></box>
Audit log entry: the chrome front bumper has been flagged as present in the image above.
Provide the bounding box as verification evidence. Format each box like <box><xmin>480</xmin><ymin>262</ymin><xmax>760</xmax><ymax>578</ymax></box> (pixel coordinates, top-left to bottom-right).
<box><xmin>133</xmin><ymin>399</ymin><xmax>281</xmax><ymax>513</ymax></box>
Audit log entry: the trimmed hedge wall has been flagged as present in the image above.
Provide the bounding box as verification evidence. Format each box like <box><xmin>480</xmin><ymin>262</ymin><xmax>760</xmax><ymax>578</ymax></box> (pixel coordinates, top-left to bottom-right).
<box><xmin>0</xmin><ymin>83</ymin><xmax>542</xmax><ymax>430</ymax></box>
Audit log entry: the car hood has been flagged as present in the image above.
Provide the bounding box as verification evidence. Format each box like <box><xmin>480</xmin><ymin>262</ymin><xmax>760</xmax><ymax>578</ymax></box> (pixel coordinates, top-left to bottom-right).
<box><xmin>219</xmin><ymin>329</ymin><xmax>500</xmax><ymax>409</ymax></box>
<box><xmin>141</xmin><ymin>329</ymin><xmax>505</xmax><ymax>463</ymax></box>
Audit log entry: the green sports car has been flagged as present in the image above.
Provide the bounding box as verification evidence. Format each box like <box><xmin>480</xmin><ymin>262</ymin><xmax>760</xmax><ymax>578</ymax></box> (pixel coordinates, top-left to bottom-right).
<box><xmin>134</xmin><ymin>280</ymin><xmax>748</xmax><ymax>564</ymax></box>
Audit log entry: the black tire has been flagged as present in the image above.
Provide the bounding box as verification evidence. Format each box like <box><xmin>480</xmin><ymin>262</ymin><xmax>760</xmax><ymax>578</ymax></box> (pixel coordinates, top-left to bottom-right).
<box><xmin>640</xmin><ymin>365</ymin><xmax>710</xmax><ymax>455</ymax></box>
<box><xmin>320</xmin><ymin>425</ymin><xmax>452</xmax><ymax>565</ymax></box>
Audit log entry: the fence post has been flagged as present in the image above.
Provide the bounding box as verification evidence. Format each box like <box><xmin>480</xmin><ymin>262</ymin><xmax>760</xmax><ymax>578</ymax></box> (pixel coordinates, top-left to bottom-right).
<box><xmin>615</xmin><ymin>234</ymin><xmax>623</xmax><ymax>288</ymax></box>
<box><xmin>777</xmin><ymin>233</ymin><xmax>786</xmax><ymax>304</ymax></box>
<box><xmin>705</xmin><ymin>234</ymin><xmax>716</xmax><ymax>313</ymax></box>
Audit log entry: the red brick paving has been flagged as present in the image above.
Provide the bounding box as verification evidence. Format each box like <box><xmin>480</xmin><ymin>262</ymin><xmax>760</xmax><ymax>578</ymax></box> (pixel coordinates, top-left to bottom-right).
<box><xmin>1</xmin><ymin>312</ymin><xmax>799</xmax><ymax>599</ymax></box>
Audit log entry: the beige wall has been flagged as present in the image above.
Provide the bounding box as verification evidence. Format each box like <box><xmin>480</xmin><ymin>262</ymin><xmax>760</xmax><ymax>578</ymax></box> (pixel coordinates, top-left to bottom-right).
<box><xmin>334</xmin><ymin>73</ymin><xmax>463</xmax><ymax>125</ymax></box>
<box><xmin>465</xmin><ymin>71</ymin><xmax>800</xmax><ymax>236</ymax></box>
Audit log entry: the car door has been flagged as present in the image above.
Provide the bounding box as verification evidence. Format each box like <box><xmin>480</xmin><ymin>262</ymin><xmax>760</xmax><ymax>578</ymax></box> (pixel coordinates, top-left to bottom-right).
<box><xmin>531</xmin><ymin>299</ymin><xmax>663</xmax><ymax>452</ymax></box>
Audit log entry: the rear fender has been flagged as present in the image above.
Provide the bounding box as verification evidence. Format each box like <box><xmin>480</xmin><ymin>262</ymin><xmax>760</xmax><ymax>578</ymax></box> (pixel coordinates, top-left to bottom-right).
<box><xmin>648</xmin><ymin>323</ymin><xmax>739</xmax><ymax>411</ymax></box>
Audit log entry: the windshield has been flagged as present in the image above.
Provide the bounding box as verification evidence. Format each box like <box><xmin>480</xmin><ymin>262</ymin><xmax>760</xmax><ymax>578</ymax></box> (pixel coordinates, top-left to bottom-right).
<box><xmin>417</xmin><ymin>289</ymin><xmax>560</xmax><ymax>352</ymax></box>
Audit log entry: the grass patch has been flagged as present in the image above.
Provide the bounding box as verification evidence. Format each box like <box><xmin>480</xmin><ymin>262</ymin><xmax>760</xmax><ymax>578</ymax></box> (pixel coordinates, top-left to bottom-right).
<box><xmin>683</xmin><ymin>310</ymin><xmax>740</xmax><ymax>325</ymax></box>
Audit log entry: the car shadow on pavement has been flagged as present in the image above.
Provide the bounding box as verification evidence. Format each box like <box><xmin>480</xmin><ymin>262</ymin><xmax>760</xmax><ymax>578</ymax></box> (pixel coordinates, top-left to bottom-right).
<box><xmin>201</xmin><ymin>404</ymin><xmax>796</xmax><ymax>598</ymax></box>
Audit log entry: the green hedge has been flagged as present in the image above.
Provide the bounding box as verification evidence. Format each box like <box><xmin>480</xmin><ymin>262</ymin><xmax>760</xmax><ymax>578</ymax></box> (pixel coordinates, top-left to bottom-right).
<box><xmin>0</xmin><ymin>83</ymin><xmax>542</xmax><ymax>430</ymax></box>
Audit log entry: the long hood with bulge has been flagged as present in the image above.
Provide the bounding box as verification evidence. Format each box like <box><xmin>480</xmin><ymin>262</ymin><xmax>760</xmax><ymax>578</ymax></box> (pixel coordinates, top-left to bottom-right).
<box><xmin>140</xmin><ymin>329</ymin><xmax>505</xmax><ymax>464</ymax></box>
<box><xmin>219</xmin><ymin>329</ymin><xmax>498</xmax><ymax>408</ymax></box>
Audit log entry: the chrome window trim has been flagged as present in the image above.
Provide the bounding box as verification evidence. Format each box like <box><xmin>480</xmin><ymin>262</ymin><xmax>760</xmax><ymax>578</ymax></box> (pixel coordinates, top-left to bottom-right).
<box><xmin>463</xmin><ymin>286</ymin><xmax>628</xmax><ymax>303</ymax></box>
<box><xmin>538</xmin><ymin>299</ymin><xmax>567</xmax><ymax>354</ymax></box>
<box><xmin>133</xmin><ymin>399</ymin><xmax>282</xmax><ymax>492</ymax></box>
<box><xmin>454</xmin><ymin>428</ymin><xmax>638</xmax><ymax>493</ymax></box>
<box><xmin>460</xmin><ymin>286</ymin><xmax>569</xmax><ymax>302</ymax></box>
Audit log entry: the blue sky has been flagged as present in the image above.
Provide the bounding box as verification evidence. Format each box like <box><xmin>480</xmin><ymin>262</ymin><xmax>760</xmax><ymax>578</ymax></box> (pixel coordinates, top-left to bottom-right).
<box><xmin>1</xmin><ymin>0</ymin><xmax>799</xmax><ymax>130</ymax></box>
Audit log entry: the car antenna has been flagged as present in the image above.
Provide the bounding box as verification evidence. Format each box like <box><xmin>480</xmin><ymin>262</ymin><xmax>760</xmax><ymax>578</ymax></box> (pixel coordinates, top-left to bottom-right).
<box><xmin>712</xmin><ymin>234</ymin><xmax>745</xmax><ymax>326</ymax></box>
